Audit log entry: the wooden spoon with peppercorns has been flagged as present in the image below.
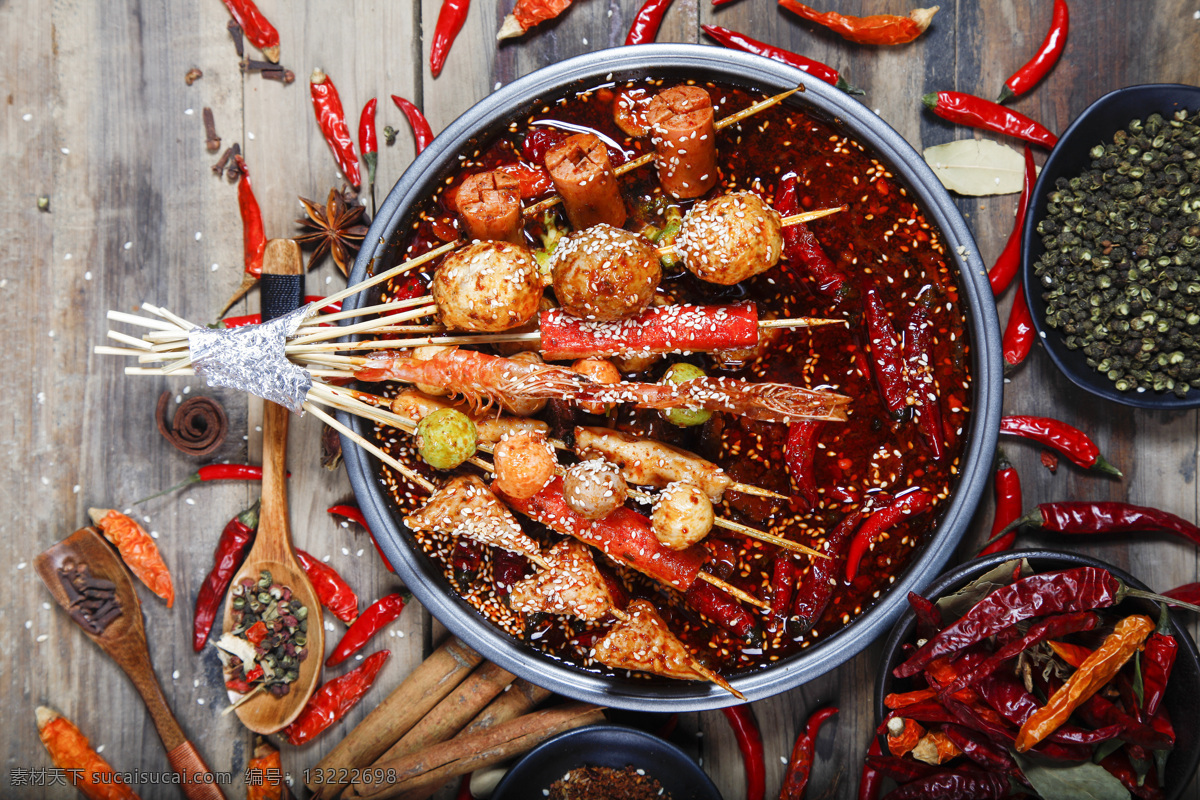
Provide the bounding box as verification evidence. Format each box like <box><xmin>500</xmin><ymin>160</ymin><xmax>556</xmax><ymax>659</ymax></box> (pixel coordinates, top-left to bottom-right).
<box><xmin>221</xmin><ymin>238</ymin><xmax>326</xmax><ymax>734</ymax></box>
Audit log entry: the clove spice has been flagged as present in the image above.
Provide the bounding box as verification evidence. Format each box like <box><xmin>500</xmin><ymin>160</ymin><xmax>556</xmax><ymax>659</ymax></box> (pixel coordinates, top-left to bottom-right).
<box><xmin>383</xmin><ymin>126</ymin><xmax>398</xmax><ymax>147</ymax></box>
<box><xmin>227</xmin><ymin>19</ymin><xmax>244</xmax><ymax>58</ymax></box>
<box><xmin>185</xmin><ymin>67</ymin><xmax>203</xmax><ymax>86</ymax></box>
<box><xmin>203</xmin><ymin>107</ymin><xmax>221</xmax><ymax>153</ymax></box>
<box><xmin>58</xmin><ymin>560</ymin><xmax>121</xmax><ymax>635</ymax></box>
<box><xmin>261</xmin><ymin>68</ymin><xmax>295</xmax><ymax>84</ymax></box>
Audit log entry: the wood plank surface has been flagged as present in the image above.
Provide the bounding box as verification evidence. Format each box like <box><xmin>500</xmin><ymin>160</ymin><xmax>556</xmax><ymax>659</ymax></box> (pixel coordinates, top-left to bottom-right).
<box><xmin>2</xmin><ymin>0</ymin><xmax>1199</xmax><ymax>798</ymax></box>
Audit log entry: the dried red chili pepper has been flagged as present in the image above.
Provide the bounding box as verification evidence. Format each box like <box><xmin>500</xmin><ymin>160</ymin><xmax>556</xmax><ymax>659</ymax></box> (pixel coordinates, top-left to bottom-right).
<box><xmin>923</xmin><ymin>91</ymin><xmax>1058</xmax><ymax>148</ymax></box>
<box><xmin>1047</xmin><ymin>639</ymin><xmax>1091</xmax><ymax>668</ymax></box>
<box><xmin>391</xmin><ymin>95</ymin><xmax>434</xmax><ymax>155</ymax></box>
<box><xmin>193</xmin><ymin>501</ymin><xmax>259</xmax><ymax>651</ymax></box>
<box><xmin>858</xmin><ymin>739</ymin><xmax>884</xmax><ymax>800</ymax></box>
<box><xmin>863</xmin><ymin>283</ymin><xmax>911</xmax><ymax>418</ymax></box>
<box><xmin>326</xmin><ymin>593</ymin><xmax>408</xmax><ymax>667</ymax></box>
<box><xmin>1139</xmin><ymin>604</ymin><xmax>1177</xmax><ymax>722</ymax></box>
<box><xmin>793</xmin><ymin>507</ymin><xmax>863</xmax><ymax>626</ymax></box>
<box><xmin>845</xmin><ymin>491</ymin><xmax>933</xmax><ymax>581</ymax></box>
<box><xmin>36</xmin><ymin>707</ymin><xmax>140</xmax><ymax>800</ymax></box>
<box><xmin>1077</xmin><ymin>693</ymin><xmax>1173</xmax><ymax>750</ymax></box>
<box><xmin>778</xmin><ymin>1</ymin><xmax>938</xmax><ymax>45</ymax></box>
<box><xmin>220</xmin><ymin>0</ymin><xmax>279</xmax><ymax>62</ymax></box>
<box><xmin>136</xmin><ymin>463</ymin><xmax>268</xmax><ymax>504</ymax></box>
<box><xmin>943</xmin><ymin>695</ymin><xmax>1092</xmax><ymax>761</ymax></box>
<box><xmin>720</xmin><ymin>705</ymin><xmax>765</xmax><ymax>800</ymax></box>
<box><xmin>881</xmin><ymin>769</ymin><xmax>1007</xmax><ymax>800</ymax></box>
<box><xmin>979</xmin><ymin>452</ymin><xmax>1021</xmax><ymax>556</ymax></box>
<box><xmin>998</xmin><ymin>414</ymin><xmax>1122</xmax><ymax>475</ymax></box>
<box><xmin>992</xmin><ymin>501</ymin><xmax>1200</xmax><ymax>550</ymax></box>
<box><xmin>310</xmin><ymin>68</ymin><xmax>361</xmax><ymax>187</ymax></box>
<box><xmin>998</xmin><ymin>0</ymin><xmax>1069</xmax><ymax>102</ymax></box>
<box><xmin>987</xmin><ymin>145</ymin><xmax>1035</xmax><ymax>295</ymax></box>
<box><xmin>770</xmin><ymin>555</ymin><xmax>798</xmax><ymax>619</ymax></box>
<box><xmin>863</xmin><ymin>754</ymin><xmax>939</xmax><ymax>784</ymax></box>
<box><xmin>451</xmin><ymin>538</ymin><xmax>485</xmax><ymax>584</ymax></box>
<box><xmin>625</xmin><ymin>0</ymin><xmax>673</xmax><ymax>45</ymax></box>
<box><xmin>521</xmin><ymin>129</ymin><xmax>568</xmax><ymax>164</ymax></box>
<box><xmin>903</xmin><ymin>303</ymin><xmax>945</xmax><ymax>460</ymax></box>
<box><xmin>775</xmin><ymin>173</ymin><xmax>847</xmax><ymax>295</ymax></box>
<box><xmin>907</xmin><ymin>592</ymin><xmax>943</xmax><ymax>640</ymax></box>
<box><xmin>1002</xmin><ymin>284</ymin><xmax>1036</xmax><ymax>367</ymax></box>
<box><xmin>246</xmin><ymin>737</ymin><xmax>292</xmax><ymax>800</ymax></box>
<box><xmin>328</xmin><ymin>504</ymin><xmax>394</xmax><ymax>573</ymax></box>
<box><xmin>702</xmin><ymin>26</ymin><xmax>861</xmax><ymax>94</ymax></box>
<box><xmin>493</xmin><ymin>547</ymin><xmax>531</xmax><ymax>598</ymax></box>
<box><xmin>884</xmin><ymin>688</ymin><xmax>937</xmax><ymax>711</ymax></box>
<box><xmin>780</xmin><ymin>706</ymin><xmax>838</xmax><ymax>799</ymax></box>
<box><xmin>685</xmin><ymin>580</ymin><xmax>759</xmax><ymax>641</ymax></box>
<box><xmin>886</xmin><ymin>717</ymin><xmax>923</xmax><ymax>758</ymax></box>
<box><xmin>88</xmin><ymin>509</ymin><xmax>174</xmax><ymax>607</ymax></box>
<box><xmin>295</xmin><ymin>549</ymin><xmax>360</xmax><ymax>625</ymax></box>
<box><xmin>283</xmin><ymin>650</ymin><xmax>390</xmax><ymax>746</ymax></box>
<box><xmin>939</xmin><ymin>723</ymin><xmax>1015</xmax><ymax>775</ymax></box>
<box><xmin>493</xmin><ymin>162</ymin><xmax>554</xmax><ymax>198</ymax></box>
<box><xmin>497</xmin><ymin>0</ymin><xmax>573</xmax><ymax>40</ymax></box>
<box><xmin>431</xmin><ymin>0</ymin><xmax>470</xmax><ymax>76</ymax></box>
<box><xmin>975</xmin><ymin>672</ymin><xmax>1121</xmax><ymax>746</ymax></box>
<box><xmin>359</xmin><ymin>98</ymin><xmax>378</xmax><ymax>193</ymax></box>
<box><xmin>784</xmin><ymin>420</ymin><xmax>821</xmax><ymax>508</ymax></box>
<box><xmin>1164</xmin><ymin>582</ymin><xmax>1200</xmax><ymax>605</ymax></box>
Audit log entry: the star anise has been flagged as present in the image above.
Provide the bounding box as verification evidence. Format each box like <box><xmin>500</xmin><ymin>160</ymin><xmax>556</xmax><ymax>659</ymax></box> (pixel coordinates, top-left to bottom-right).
<box><xmin>295</xmin><ymin>188</ymin><xmax>369</xmax><ymax>276</ymax></box>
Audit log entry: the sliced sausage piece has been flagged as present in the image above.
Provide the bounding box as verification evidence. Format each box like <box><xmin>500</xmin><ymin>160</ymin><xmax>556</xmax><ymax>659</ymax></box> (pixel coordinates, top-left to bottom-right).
<box><xmin>432</xmin><ymin>241</ymin><xmax>543</xmax><ymax>332</ymax></box>
<box><xmin>676</xmin><ymin>191</ymin><xmax>783</xmax><ymax>285</ymax></box>
<box><xmin>645</xmin><ymin>86</ymin><xmax>719</xmax><ymax>199</ymax></box>
<box><xmin>543</xmin><ymin>133</ymin><xmax>627</xmax><ymax>230</ymax></box>
<box><xmin>456</xmin><ymin>170</ymin><xmax>525</xmax><ymax>244</ymax></box>
<box><xmin>574</xmin><ymin>426</ymin><xmax>732</xmax><ymax>502</ymax></box>
<box><xmin>550</xmin><ymin>224</ymin><xmax>661</xmax><ymax>321</ymax></box>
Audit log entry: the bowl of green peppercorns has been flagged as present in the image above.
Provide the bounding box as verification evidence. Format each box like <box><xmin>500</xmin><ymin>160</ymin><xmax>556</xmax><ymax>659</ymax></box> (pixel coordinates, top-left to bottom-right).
<box><xmin>1022</xmin><ymin>84</ymin><xmax>1200</xmax><ymax>407</ymax></box>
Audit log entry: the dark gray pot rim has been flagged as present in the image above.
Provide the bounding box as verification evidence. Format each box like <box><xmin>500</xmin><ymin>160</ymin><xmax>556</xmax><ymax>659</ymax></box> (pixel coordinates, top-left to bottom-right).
<box><xmin>340</xmin><ymin>43</ymin><xmax>1003</xmax><ymax>710</ymax></box>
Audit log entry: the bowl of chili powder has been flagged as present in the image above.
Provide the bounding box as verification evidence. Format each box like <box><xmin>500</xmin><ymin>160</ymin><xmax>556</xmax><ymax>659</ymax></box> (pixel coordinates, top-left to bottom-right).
<box><xmin>341</xmin><ymin>44</ymin><xmax>1004</xmax><ymax>709</ymax></box>
<box><xmin>875</xmin><ymin>549</ymin><xmax>1200</xmax><ymax>798</ymax></box>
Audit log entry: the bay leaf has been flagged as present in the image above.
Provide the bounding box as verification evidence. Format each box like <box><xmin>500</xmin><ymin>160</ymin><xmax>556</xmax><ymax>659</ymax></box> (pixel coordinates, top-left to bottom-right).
<box><xmin>936</xmin><ymin>558</ymin><xmax>1032</xmax><ymax>619</ymax></box>
<box><xmin>1013</xmin><ymin>751</ymin><xmax>1131</xmax><ymax>800</ymax></box>
<box><xmin>924</xmin><ymin>139</ymin><xmax>1031</xmax><ymax>196</ymax></box>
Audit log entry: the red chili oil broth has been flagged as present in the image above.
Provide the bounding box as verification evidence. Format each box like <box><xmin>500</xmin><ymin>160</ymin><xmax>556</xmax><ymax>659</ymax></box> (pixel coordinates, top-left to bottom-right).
<box><xmin>363</xmin><ymin>78</ymin><xmax>973</xmax><ymax>681</ymax></box>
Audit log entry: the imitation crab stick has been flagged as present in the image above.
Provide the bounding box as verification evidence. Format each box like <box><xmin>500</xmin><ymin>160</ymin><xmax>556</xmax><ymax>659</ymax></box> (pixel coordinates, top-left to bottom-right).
<box><xmin>539</xmin><ymin>302</ymin><xmax>761</xmax><ymax>361</ymax></box>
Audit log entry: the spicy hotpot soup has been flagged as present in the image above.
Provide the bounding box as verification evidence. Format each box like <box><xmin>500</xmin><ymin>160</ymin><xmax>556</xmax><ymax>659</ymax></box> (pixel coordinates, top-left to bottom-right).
<box><xmin>340</xmin><ymin>45</ymin><xmax>1002</xmax><ymax>709</ymax></box>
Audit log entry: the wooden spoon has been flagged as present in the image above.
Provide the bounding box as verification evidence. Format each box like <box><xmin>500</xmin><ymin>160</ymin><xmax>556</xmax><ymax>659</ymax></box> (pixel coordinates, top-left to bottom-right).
<box><xmin>35</xmin><ymin>527</ymin><xmax>228</xmax><ymax>799</ymax></box>
<box><xmin>222</xmin><ymin>238</ymin><xmax>325</xmax><ymax>734</ymax></box>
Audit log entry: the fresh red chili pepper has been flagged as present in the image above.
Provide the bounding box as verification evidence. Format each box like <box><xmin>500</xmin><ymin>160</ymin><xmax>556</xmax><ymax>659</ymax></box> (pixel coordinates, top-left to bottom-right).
<box><xmin>720</xmin><ymin>705</ymin><xmax>765</xmax><ymax>800</ymax></box>
<box><xmin>1138</xmin><ymin>604</ymin><xmax>1177</xmax><ymax>722</ymax></box>
<box><xmin>846</xmin><ymin>491</ymin><xmax>933</xmax><ymax>581</ymax></box>
<box><xmin>907</xmin><ymin>592</ymin><xmax>943</xmax><ymax>641</ymax></box>
<box><xmin>1002</xmin><ymin>284</ymin><xmax>1036</xmax><ymax>367</ymax></box>
<box><xmin>770</xmin><ymin>555</ymin><xmax>798</xmax><ymax>619</ymax></box>
<box><xmin>1164</xmin><ymin>582</ymin><xmax>1200</xmax><ymax>605</ymax></box>
<box><xmin>359</xmin><ymin>98</ymin><xmax>378</xmax><ymax>191</ymax></box>
<box><xmin>235</xmin><ymin>154</ymin><xmax>266</xmax><ymax>289</ymax></box>
<box><xmin>223</xmin><ymin>296</ymin><xmax>340</xmax><ymax>328</ymax></box>
<box><xmin>793</xmin><ymin>507</ymin><xmax>864</xmax><ymax>626</ymax></box>
<box><xmin>326</xmin><ymin>593</ymin><xmax>408</xmax><ymax>667</ymax></box>
<box><xmin>784</xmin><ymin>421</ymin><xmax>821</xmax><ymax>508</ymax></box>
<box><xmin>778</xmin><ymin>1</ymin><xmax>938</xmax><ymax>46</ymax></box>
<box><xmin>219</xmin><ymin>0</ymin><xmax>279</xmax><ymax>62</ymax></box>
<box><xmin>390</xmin><ymin>95</ymin><xmax>434</xmax><ymax>155</ymax></box>
<box><xmin>922</xmin><ymin>91</ymin><xmax>1058</xmax><ymax>149</ymax></box>
<box><xmin>702</xmin><ymin>26</ymin><xmax>861</xmax><ymax>94</ymax></box>
<box><xmin>328</xmin><ymin>504</ymin><xmax>395</xmax><ymax>573</ymax></box>
<box><xmin>998</xmin><ymin>414</ymin><xmax>1122</xmax><ymax>475</ymax></box>
<box><xmin>903</xmin><ymin>303</ymin><xmax>945</xmax><ymax>460</ymax></box>
<box><xmin>775</xmin><ymin>173</ymin><xmax>847</xmax><ymax>295</ymax></box>
<box><xmin>430</xmin><ymin>0</ymin><xmax>470</xmax><ymax>77</ymax></box>
<box><xmin>135</xmin><ymin>463</ymin><xmax>268</xmax><ymax>504</ymax></box>
<box><xmin>780</xmin><ymin>706</ymin><xmax>837</xmax><ymax>799</ymax></box>
<box><xmin>979</xmin><ymin>452</ymin><xmax>1022</xmax><ymax>556</ymax></box>
<box><xmin>858</xmin><ymin>739</ymin><xmax>884</xmax><ymax>800</ymax></box>
<box><xmin>193</xmin><ymin>501</ymin><xmax>259</xmax><ymax>651</ymax></box>
<box><xmin>998</xmin><ymin>0</ymin><xmax>1069</xmax><ymax>102</ymax></box>
<box><xmin>863</xmin><ymin>283</ymin><xmax>911</xmax><ymax>418</ymax></box>
<box><xmin>283</xmin><ymin>650</ymin><xmax>390</xmax><ymax>746</ymax></box>
<box><xmin>685</xmin><ymin>580</ymin><xmax>759</xmax><ymax>641</ymax></box>
<box><xmin>625</xmin><ymin>0</ymin><xmax>672</xmax><ymax>45</ymax></box>
<box><xmin>993</xmin><ymin>501</ymin><xmax>1200</xmax><ymax>550</ymax></box>
<box><xmin>310</xmin><ymin>68</ymin><xmax>361</xmax><ymax>187</ymax></box>
<box><xmin>988</xmin><ymin>145</ymin><xmax>1035</xmax><ymax>295</ymax></box>
<box><xmin>295</xmin><ymin>549</ymin><xmax>360</xmax><ymax>625</ymax></box>
<box><xmin>493</xmin><ymin>162</ymin><xmax>554</xmax><ymax>198</ymax></box>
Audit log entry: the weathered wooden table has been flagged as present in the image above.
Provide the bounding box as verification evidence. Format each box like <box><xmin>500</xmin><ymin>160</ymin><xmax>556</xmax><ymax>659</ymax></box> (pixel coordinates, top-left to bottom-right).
<box><xmin>4</xmin><ymin>0</ymin><xmax>1200</xmax><ymax>797</ymax></box>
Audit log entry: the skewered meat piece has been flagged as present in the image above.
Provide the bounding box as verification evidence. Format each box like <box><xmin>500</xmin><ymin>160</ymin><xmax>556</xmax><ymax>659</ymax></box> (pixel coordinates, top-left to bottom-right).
<box><xmin>645</xmin><ymin>85</ymin><xmax>719</xmax><ymax>199</ymax></box>
<box><xmin>405</xmin><ymin>475</ymin><xmax>544</xmax><ymax>564</ymax></box>
<box><xmin>509</xmin><ymin>539</ymin><xmax>620</xmax><ymax>621</ymax></box>
<box><xmin>390</xmin><ymin>389</ymin><xmax>550</xmax><ymax>443</ymax></box>
<box><xmin>432</xmin><ymin>241</ymin><xmax>543</xmax><ymax>332</ymax></box>
<box><xmin>544</xmin><ymin>133</ymin><xmax>627</xmax><ymax>230</ymax></box>
<box><xmin>651</xmin><ymin>481</ymin><xmax>714</xmax><ymax>550</ymax></box>
<box><xmin>574</xmin><ymin>426</ymin><xmax>732</xmax><ymax>502</ymax></box>
<box><xmin>549</xmin><ymin>224</ymin><xmax>661</xmax><ymax>321</ymax></box>
<box><xmin>676</xmin><ymin>192</ymin><xmax>783</xmax><ymax>285</ymax></box>
<box><xmin>594</xmin><ymin>599</ymin><xmax>741</xmax><ymax>698</ymax></box>
<box><xmin>562</xmin><ymin>459</ymin><xmax>628</xmax><ymax>519</ymax></box>
<box><xmin>499</xmin><ymin>351</ymin><xmax>549</xmax><ymax>417</ymax></box>
<box><xmin>456</xmin><ymin>170</ymin><xmax>525</xmax><ymax>244</ymax></box>
<box><xmin>492</xmin><ymin>431</ymin><xmax>558</xmax><ymax>500</ymax></box>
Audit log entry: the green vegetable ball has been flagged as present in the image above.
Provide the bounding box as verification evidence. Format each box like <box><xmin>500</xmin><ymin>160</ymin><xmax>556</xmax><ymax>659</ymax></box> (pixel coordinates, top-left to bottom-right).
<box><xmin>415</xmin><ymin>408</ymin><xmax>477</xmax><ymax>469</ymax></box>
<box><xmin>660</xmin><ymin>362</ymin><xmax>713</xmax><ymax>427</ymax></box>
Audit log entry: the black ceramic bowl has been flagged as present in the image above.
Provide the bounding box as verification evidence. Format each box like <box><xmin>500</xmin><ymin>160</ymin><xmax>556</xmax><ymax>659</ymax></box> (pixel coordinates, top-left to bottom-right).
<box><xmin>341</xmin><ymin>44</ymin><xmax>1003</xmax><ymax>710</ymax></box>
<box><xmin>1021</xmin><ymin>83</ymin><xmax>1200</xmax><ymax>409</ymax></box>
<box><xmin>875</xmin><ymin>549</ymin><xmax>1200</xmax><ymax>799</ymax></box>
<box><xmin>490</xmin><ymin>725</ymin><xmax>722</xmax><ymax>800</ymax></box>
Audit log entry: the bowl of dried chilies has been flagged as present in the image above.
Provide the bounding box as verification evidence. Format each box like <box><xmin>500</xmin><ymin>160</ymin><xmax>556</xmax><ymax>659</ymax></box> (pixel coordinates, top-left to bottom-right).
<box><xmin>874</xmin><ymin>550</ymin><xmax>1200</xmax><ymax>799</ymax></box>
<box><xmin>1022</xmin><ymin>84</ymin><xmax>1200</xmax><ymax>408</ymax></box>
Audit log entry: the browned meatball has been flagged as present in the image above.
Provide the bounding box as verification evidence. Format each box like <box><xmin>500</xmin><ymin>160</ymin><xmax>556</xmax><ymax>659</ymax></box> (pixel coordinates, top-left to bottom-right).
<box><xmin>562</xmin><ymin>459</ymin><xmax>628</xmax><ymax>519</ymax></box>
<box><xmin>651</xmin><ymin>482</ymin><xmax>714</xmax><ymax>550</ymax></box>
<box><xmin>492</xmin><ymin>431</ymin><xmax>558</xmax><ymax>499</ymax></box>
<box><xmin>550</xmin><ymin>224</ymin><xmax>661</xmax><ymax>321</ymax></box>
<box><xmin>676</xmin><ymin>192</ymin><xmax>783</xmax><ymax>285</ymax></box>
<box><xmin>432</xmin><ymin>241</ymin><xmax>542</xmax><ymax>332</ymax></box>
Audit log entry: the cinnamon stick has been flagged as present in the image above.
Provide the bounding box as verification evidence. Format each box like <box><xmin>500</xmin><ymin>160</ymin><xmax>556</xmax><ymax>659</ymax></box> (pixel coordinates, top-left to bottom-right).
<box><xmin>307</xmin><ymin>636</ymin><xmax>482</xmax><ymax>799</ymax></box>
<box><xmin>347</xmin><ymin>703</ymin><xmax>606</xmax><ymax>800</ymax></box>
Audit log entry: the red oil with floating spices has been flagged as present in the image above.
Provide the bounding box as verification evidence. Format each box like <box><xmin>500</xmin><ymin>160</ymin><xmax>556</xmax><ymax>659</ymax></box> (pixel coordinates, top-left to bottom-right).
<box><xmin>363</xmin><ymin>79</ymin><xmax>971</xmax><ymax>679</ymax></box>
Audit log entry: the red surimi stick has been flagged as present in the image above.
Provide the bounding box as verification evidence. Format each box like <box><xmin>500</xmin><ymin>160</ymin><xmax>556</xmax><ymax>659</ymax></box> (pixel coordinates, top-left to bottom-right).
<box><xmin>539</xmin><ymin>303</ymin><xmax>760</xmax><ymax>361</ymax></box>
<box><xmin>500</xmin><ymin>477</ymin><xmax>704</xmax><ymax>590</ymax></box>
